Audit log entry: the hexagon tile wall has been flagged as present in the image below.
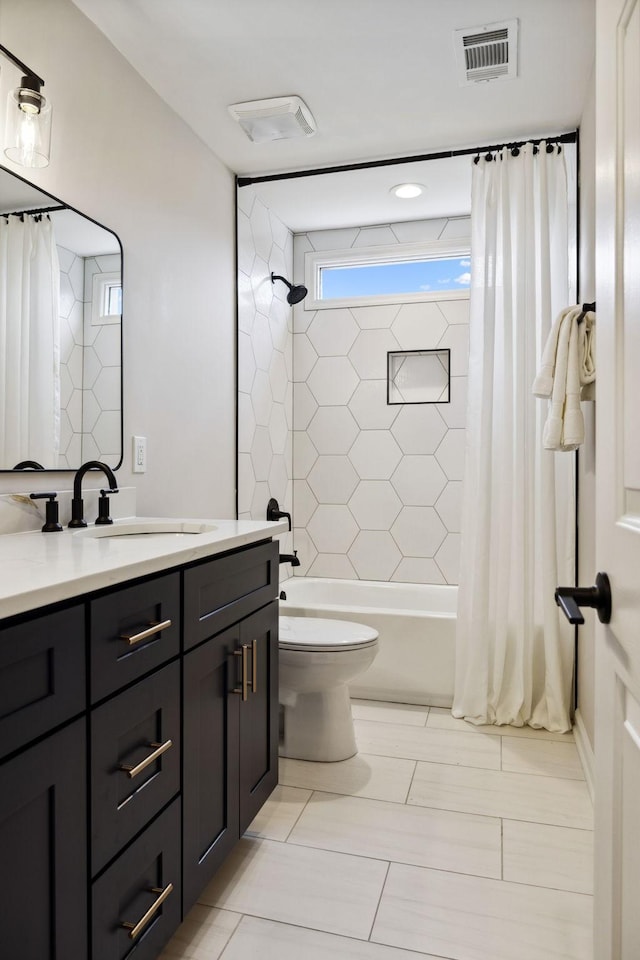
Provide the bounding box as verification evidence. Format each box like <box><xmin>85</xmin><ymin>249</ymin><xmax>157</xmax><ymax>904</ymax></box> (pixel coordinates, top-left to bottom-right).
<box><xmin>237</xmin><ymin>195</ymin><xmax>470</xmax><ymax>586</ymax></box>
<box><xmin>291</xmin><ymin>218</ymin><xmax>471</xmax><ymax>585</ymax></box>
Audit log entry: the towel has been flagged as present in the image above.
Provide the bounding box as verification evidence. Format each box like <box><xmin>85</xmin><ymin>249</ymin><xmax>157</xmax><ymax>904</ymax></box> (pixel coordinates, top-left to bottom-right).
<box><xmin>532</xmin><ymin>305</ymin><xmax>596</xmax><ymax>451</ymax></box>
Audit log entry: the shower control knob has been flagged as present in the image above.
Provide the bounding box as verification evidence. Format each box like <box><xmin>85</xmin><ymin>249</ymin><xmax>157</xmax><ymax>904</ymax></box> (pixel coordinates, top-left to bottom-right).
<box><xmin>554</xmin><ymin>572</ymin><xmax>612</xmax><ymax>625</ymax></box>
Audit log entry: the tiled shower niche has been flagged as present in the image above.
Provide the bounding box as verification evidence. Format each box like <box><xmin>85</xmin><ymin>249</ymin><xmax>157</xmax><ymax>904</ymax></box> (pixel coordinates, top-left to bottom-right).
<box><xmin>387</xmin><ymin>349</ymin><xmax>451</xmax><ymax>404</ymax></box>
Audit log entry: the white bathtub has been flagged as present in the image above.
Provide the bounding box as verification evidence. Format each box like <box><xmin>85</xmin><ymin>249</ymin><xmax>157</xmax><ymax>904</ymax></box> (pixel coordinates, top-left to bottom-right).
<box><xmin>279</xmin><ymin>577</ymin><xmax>457</xmax><ymax>707</ymax></box>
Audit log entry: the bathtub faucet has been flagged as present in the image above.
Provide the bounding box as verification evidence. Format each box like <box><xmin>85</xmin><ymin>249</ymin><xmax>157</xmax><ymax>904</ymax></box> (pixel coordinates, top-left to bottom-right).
<box><xmin>279</xmin><ymin>551</ymin><xmax>300</xmax><ymax>567</ymax></box>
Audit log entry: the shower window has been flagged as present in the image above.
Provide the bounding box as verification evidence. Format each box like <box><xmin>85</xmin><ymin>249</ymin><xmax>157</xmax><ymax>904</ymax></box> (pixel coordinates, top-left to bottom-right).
<box><xmin>305</xmin><ymin>239</ymin><xmax>470</xmax><ymax>310</ymax></box>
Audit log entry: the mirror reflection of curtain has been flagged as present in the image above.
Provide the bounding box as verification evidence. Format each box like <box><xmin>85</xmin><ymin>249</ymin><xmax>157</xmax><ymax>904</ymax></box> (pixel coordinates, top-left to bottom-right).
<box><xmin>0</xmin><ymin>215</ymin><xmax>61</xmax><ymax>466</ymax></box>
<box><xmin>453</xmin><ymin>144</ymin><xmax>575</xmax><ymax>732</ymax></box>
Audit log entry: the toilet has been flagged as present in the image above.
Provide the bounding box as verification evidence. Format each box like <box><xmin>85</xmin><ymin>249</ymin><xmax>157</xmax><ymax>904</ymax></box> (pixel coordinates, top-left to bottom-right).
<box><xmin>278</xmin><ymin>616</ymin><xmax>379</xmax><ymax>762</ymax></box>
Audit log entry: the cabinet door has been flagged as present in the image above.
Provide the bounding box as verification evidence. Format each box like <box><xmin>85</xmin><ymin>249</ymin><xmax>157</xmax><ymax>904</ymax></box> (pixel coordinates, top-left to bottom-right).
<box><xmin>0</xmin><ymin>719</ymin><xmax>87</xmax><ymax>959</ymax></box>
<box><xmin>182</xmin><ymin>625</ymin><xmax>240</xmax><ymax>914</ymax></box>
<box><xmin>238</xmin><ymin>601</ymin><xmax>279</xmax><ymax>833</ymax></box>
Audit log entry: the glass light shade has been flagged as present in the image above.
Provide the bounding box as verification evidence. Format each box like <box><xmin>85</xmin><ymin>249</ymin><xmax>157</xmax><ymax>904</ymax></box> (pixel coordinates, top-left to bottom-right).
<box><xmin>4</xmin><ymin>86</ymin><xmax>52</xmax><ymax>168</ymax></box>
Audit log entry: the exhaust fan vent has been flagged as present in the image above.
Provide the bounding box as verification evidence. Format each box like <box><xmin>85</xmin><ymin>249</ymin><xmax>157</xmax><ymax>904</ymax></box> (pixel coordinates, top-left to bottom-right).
<box><xmin>454</xmin><ymin>19</ymin><xmax>518</xmax><ymax>84</ymax></box>
<box><xmin>228</xmin><ymin>96</ymin><xmax>316</xmax><ymax>143</ymax></box>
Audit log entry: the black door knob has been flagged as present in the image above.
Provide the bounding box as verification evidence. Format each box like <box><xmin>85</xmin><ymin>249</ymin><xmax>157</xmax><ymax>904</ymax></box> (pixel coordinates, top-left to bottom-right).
<box><xmin>555</xmin><ymin>572</ymin><xmax>612</xmax><ymax>625</ymax></box>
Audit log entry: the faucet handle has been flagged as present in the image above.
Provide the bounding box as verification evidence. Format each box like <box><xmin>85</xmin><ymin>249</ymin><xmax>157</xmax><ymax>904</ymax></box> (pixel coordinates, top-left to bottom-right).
<box><xmin>95</xmin><ymin>488</ymin><xmax>119</xmax><ymax>526</ymax></box>
<box><xmin>29</xmin><ymin>492</ymin><xmax>63</xmax><ymax>533</ymax></box>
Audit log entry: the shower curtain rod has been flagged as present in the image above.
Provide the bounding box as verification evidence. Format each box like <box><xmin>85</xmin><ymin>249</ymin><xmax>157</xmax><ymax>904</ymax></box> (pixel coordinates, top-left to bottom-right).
<box><xmin>1</xmin><ymin>204</ymin><xmax>66</xmax><ymax>217</ymax></box>
<box><xmin>237</xmin><ymin>131</ymin><xmax>578</xmax><ymax>187</ymax></box>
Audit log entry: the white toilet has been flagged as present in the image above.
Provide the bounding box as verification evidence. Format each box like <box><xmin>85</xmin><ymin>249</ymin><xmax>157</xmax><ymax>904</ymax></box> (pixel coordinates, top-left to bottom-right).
<box><xmin>278</xmin><ymin>616</ymin><xmax>379</xmax><ymax>762</ymax></box>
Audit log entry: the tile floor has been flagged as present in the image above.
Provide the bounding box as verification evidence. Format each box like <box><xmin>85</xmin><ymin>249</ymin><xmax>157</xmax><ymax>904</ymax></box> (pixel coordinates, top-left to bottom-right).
<box><xmin>160</xmin><ymin>701</ymin><xmax>593</xmax><ymax>960</ymax></box>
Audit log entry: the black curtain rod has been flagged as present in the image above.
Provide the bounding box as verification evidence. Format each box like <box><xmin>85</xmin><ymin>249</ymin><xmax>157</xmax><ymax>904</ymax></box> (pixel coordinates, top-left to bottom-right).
<box><xmin>1</xmin><ymin>204</ymin><xmax>66</xmax><ymax>217</ymax></box>
<box><xmin>237</xmin><ymin>131</ymin><xmax>578</xmax><ymax>187</ymax></box>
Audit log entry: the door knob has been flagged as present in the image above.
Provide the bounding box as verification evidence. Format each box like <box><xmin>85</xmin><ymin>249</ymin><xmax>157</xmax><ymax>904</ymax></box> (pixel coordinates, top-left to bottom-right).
<box><xmin>555</xmin><ymin>572</ymin><xmax>612</xmax><ymax>625</ymax></box>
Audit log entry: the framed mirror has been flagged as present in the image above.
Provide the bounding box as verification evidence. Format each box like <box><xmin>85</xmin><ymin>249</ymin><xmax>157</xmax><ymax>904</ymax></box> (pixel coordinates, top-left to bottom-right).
<box><xmin>0</xmin><ymin>164</ymin><xmax>122</xmax><ymax>472</ymax></box>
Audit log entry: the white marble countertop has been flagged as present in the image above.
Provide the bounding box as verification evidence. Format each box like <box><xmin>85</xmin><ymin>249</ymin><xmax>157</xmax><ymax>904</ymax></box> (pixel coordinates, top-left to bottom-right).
<box><xmin>0</xmin><ymin>517</ymin><xmax>288</xmax><ymax>620</ymax></box>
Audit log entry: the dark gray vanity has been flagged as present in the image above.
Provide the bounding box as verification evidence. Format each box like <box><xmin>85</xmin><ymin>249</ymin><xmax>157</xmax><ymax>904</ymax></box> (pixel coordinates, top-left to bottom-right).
<box><xmin>0</xmin><ymin>530</ymin><xmax>280</xmax><ymax>960</ymax></box>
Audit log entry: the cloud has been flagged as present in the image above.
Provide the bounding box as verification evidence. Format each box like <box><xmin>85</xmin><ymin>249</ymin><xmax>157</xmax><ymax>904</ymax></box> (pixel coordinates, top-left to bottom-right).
<box><xmin>419</xmin><ymin>284</ymin><xmax>432</xmax><ymax>291</ymax></box>
<box><xmin>438</xmin><ymin>277</ymin><xmax>452</xmax><ymax>284</ymax></box>
<box><xmin>455</xmin><ymin>272</ymin><xmax>471</xmax><ymax>286</ymax></box>
<box><xmin>460</xmin><ymin>258</ymin><xmax>471</xmax><ymax>267</ymax></box>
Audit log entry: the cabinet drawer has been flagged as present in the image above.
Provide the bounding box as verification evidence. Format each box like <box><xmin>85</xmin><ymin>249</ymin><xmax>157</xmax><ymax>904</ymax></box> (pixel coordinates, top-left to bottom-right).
<box><xmin>184</xmin><ymin>540</ymin><xmax>278</xmax><ymax>650</ymax></box>
<box><xmin>92</xmin><ymin>798</ymin><xmax>181</xmax><ymax>960</ymax></box>
<box><xmin>90</xmin><ymin>573</ymin><xmax>180</xmax><ymax>702</ymax></box>
<box><xmin>0</xmin><ymin>605</ymin><xmax>85</xmax><ymax>760</ymax></box>
<box><xmin>91</xmin><ymin>661</ymin><xmax>180</xmax><ymax>874</ymax></box>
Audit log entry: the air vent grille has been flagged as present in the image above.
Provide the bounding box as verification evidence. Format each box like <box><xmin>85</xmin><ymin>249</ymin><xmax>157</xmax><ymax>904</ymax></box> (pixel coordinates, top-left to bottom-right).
<box><xmin>294</xmin><ymin>106</ymin><xmax>315</xmax><ymax>137</ymax></box>
<box><xmin>454</xmin><ymin>19</ymin><xmax>518</xmax><ymax>85</ymax></box>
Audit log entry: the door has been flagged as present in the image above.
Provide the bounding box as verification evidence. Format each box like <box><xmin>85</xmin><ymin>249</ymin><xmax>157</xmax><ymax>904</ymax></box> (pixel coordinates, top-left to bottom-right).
<box><xmin>594</xmin><ymin>0</ymin><xmax>640</xmax><ymax>956</ymax></box>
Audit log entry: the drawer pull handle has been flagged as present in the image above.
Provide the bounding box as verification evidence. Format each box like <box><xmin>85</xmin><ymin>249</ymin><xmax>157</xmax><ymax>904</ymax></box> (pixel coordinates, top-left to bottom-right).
<box><xmin>120</xmin><ymin>618</ymin><xmax>172</xmax><ymax>647</ymax></box>
<box><xmin>252</xmin><ymin>638</ymin><xmax>258</xmax><ymax>694</ymax></box>
<box><xmin>121</xmin><ymin>882</ymin><xmax>174</xmax><ymax>940</ymax></box>
<box><xmin>120</xmin><ymin>739</ymin><xmax>173</xmax><ymax>779</ymax></box>
<box><xmin>233</xmin><ymin>644</ymin><xmax>249</xmax><ymax>701</ymax></box>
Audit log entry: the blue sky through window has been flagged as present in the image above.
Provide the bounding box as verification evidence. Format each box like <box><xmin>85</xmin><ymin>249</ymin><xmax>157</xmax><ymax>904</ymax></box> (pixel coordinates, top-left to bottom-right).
<box><xmin>320</xmin><ymin>256</ymin><xmax>470</xmax><ymax>299</ymax></box>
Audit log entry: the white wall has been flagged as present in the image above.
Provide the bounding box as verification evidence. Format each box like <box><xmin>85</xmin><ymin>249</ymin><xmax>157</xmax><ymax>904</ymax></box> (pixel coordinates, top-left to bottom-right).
<box><xmin>292</xmin><ymin>218</ymin><xmax>470</xmax><ymax>582</ymax></box>
<box><xmin>0</xmin><ymin>0</ymin><xmax>236</xmax><ymax>518</ymax></box>
<box><xmin>577</xmin><ymin>67</ymin><xmax>597</xmax><ymax>750</ymax></box>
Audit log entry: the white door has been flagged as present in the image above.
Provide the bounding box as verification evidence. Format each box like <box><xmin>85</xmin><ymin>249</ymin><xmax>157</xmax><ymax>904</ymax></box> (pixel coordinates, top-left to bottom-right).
<box><xmin>594</xmin><ymin>0</ymin><xmax>640</xmax><ymax>956</ymax></box>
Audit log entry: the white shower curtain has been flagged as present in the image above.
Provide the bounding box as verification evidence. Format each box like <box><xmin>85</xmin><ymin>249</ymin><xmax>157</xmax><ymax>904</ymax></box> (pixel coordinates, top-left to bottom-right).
<box><xmin>0</xmin><ymin>215</ymin><xmax>61</xmax><ymax>467</ymax></box>
<box><xmin>453</xmin><ymin>144</ymin><xmax>576</xmax><ymax>732</ymax></box>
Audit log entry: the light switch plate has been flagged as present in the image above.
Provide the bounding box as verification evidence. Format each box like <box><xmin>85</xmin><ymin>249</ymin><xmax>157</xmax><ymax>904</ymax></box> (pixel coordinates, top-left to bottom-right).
<box><xmin>133</xmin><ymin>436</ymin><xmax>147</xmax><ymax>473</ymax></box>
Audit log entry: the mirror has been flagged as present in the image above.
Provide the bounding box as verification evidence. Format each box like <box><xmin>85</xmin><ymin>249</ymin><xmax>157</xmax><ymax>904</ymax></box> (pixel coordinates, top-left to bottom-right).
<box><xmin>0</xmin><ymin>164</ymin><xmax>122</xmax><ymax>472</ymax></box>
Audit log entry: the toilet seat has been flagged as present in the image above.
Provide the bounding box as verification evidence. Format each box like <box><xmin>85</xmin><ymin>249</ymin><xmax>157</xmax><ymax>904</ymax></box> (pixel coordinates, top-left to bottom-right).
<box><xmin>279</xmin><ymin>616</ymin><xmax>378</xmax><ymax>652</ymax></box>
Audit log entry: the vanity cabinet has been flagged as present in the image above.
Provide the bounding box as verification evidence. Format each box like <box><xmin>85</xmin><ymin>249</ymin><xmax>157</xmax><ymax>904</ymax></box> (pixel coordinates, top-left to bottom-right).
<box><xmin>0</xmin><ymin>535</ymin><xmax>279</xmax><ymax>960</ymax></box>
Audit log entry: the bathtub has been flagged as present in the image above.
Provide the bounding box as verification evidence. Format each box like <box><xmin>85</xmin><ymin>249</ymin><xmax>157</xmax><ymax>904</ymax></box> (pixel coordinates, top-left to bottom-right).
<box><xmin>279</xmin><ymin>577</ymin><xmax>457</xmax><ymax>707</ymax></box>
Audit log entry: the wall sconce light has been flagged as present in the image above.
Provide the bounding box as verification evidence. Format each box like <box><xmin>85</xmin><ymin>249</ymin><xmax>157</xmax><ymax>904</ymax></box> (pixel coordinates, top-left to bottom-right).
<box><xmin>0</xmin><ymin>44</ymin><xmax>52</xmax><ymax>168</ymax></box>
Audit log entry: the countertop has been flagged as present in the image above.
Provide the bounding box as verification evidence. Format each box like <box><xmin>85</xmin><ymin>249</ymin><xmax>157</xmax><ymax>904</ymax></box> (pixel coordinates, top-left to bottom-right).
<box><xmin>0</xmin><ymin>517</ymin><xmax>288</xmax><ymax>620</ymax></box>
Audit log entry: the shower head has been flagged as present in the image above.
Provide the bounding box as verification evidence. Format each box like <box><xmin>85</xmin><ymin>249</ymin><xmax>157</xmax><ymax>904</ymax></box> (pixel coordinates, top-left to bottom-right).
<box><xmin>270</xmin><ymin>272</ymin><xmax>308</xmax><ymax>305</ymax></box>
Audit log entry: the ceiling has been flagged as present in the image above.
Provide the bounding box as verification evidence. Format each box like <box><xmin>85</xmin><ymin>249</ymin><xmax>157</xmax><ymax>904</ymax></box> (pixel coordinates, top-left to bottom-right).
<box><xmin>71</xmin><ymin>0</ymin><xmax>594</xmax><ymax>231</ymax></box>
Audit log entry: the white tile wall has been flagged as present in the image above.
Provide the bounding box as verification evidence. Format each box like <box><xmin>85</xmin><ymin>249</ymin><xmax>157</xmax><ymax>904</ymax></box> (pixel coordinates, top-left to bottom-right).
<box><xmin>290</xmin><ymin>218</ymin><xmax>470</xmax><ymax>584</ymax></box>
<box><xmin>237</xmin><ymin>188</ymin><xmax>294</xmax><ymax>558</ymax></box>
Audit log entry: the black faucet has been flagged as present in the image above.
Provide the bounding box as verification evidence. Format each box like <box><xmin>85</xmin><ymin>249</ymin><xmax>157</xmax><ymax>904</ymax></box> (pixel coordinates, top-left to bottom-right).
<box><xmin>279</xmin><ymin>551</ymin><xmax>300</xmax><ymax>567</ymax></box>
<box><xmin>266</xmin><ymin>498</ymin><xmax>292</xmax><ymax>531</ymax></box>
<box><xmin>68</xmin><ymin>461</ymin><xmax>118</xmax><ymax>528</ymax></box>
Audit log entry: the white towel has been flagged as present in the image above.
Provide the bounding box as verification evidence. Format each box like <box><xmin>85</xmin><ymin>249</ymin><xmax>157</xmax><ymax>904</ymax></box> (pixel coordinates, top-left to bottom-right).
<box><xmin>532</xmin><ymin>305</ymin><xmax>596</xmax><ymax>451</ymax></box>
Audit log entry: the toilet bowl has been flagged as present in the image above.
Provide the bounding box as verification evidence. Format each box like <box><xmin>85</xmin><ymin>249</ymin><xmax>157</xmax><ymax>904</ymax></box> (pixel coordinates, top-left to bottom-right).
<box><xmin>278</xmin><ymin>616</ymin><xmax>379</xmax><ymax>762</ymax></box>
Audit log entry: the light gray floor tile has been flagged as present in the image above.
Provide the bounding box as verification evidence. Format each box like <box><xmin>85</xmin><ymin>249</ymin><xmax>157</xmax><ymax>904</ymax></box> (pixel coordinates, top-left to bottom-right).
<box><xmin>279</xmin><ymin>752</ymin><xmax>416</xmax><ymax>803</ymax></box>
<box><xmin>427</xmin><ymin>707</ymin><xmax>575</xmax><ymax>742</ymax></box>
<box><xmin>245</xmin><ymin>785</ymin><xmax>312</xmax><ymax>841</ymax></box>
<box><xmin>502</xmin><ymin>737</ymin><xmax>584</xmax><ymax>780</ymax></box>
<box><xmin>408</xmin><ymin>761</ymin><xmax>593</xmax><ymax>829</ymax></box>
<box><xmin>372</xmin><ymin>862</ymin><xmax>592</xmax><ymax>960</ymax></box>
<box><xmin>502</xmin><ymin>819</ymin><xmax>593</xmax><ymax>894</ymax></box>
<box><xmin>221</xmin><ymin>915</ymin><xmax>442</xmax><ymax>960</ymax></box>
<box><xmin>158</xmin><ymin>905</ymin><xmax>240</xmax><ymax>960</ymax></box>
<box><xmin>198</xmin><ymin>836</ymin><xmax>388</xmax><ymax>940</ymax></box>
<box><xmin>351</xmin><ymin>699</ymin><xmax>429</xmax><ymax>726</ymax></box>
<box><xmin>288</xmin><ymin>791</ymin><xmax>501</xmax><ymax>878</ymax></box>
<box><xmin>354</xmin><ymin>719</ymin><xmax>501</xmax><ymax>769</ymax></box>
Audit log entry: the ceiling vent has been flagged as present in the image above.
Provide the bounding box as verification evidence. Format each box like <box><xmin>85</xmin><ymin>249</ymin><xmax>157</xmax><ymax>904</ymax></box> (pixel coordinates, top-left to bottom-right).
<box><xmin>454</xmin><ymin>19</ymin><xmax>518</xmax><ymax>85</ymax></box>
<box><xmin>228</xmin><ymin>96</ymin><xmax>316</xmax><ymax>143</ymax></box>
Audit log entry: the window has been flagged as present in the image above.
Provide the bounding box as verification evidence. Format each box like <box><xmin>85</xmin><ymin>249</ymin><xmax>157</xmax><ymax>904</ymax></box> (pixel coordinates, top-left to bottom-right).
<box><xmin>91</xmin><ymin>271</ymin><xmax>122</xmax><ymax>326</ymax></box>
<box><xmin>305</xmin><ymin>239</ymin><xmax>470</xmax><ymax>310</ymax></box>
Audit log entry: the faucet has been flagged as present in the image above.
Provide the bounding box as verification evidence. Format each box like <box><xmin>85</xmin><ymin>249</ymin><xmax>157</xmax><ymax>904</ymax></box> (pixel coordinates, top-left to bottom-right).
<box><xmin>68</xmin><ymin>460</ymin><xmax>118</xmax><ymax>528</ymax></box>
<box><xmin>279</xmin><ymin>551</ymin><xmax>300</xmax><ymax>567</ymax></box>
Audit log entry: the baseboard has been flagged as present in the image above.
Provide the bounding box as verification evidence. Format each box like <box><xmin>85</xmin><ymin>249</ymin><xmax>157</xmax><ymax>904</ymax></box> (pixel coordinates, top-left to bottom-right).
<box><xmin>573</xmin><ymin>708</ymin><xmax>595</xmax><ymax>803</ymax></box>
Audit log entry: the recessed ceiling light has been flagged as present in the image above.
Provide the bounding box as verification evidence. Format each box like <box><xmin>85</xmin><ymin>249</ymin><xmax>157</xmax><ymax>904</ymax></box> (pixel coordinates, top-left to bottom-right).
<box><xmin>391</xmin><ymin>183</ymin><xmax>424</xmax><ymax>199</ymax></box>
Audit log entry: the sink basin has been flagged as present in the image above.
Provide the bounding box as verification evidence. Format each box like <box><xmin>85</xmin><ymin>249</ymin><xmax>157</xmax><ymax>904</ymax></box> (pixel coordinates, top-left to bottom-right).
<box><xmin>73</xmin><ymin>519</ymin><xmax>218</xmax><ymax>540</ymax></box>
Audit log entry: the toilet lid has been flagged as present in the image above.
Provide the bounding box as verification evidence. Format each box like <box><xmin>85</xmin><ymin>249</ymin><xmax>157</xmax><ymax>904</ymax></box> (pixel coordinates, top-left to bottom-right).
<box><xmin>279</xmin><ymin>616</ymin><xmax>378</xmax><ymax>652</ymax></box>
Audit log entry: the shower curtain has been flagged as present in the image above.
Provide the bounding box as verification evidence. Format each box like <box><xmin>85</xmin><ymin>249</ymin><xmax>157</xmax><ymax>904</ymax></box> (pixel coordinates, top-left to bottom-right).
<box><xmin>452</xmin><ymin>143</ymin><xmax>575</xmax><ymax>732</ymax></box>
<box><xmin>0</xmin><ymin>214</ymin><xmax>61</xmax><ymax>467</ymax></box>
